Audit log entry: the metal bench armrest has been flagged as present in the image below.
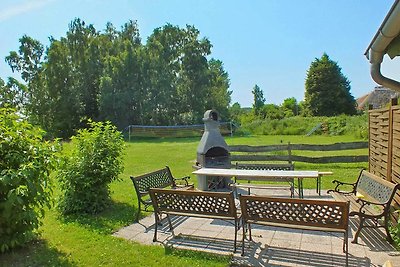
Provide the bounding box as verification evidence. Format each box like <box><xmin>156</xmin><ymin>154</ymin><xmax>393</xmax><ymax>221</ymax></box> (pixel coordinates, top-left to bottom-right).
<box><xmin>173</xmin><ymin>175</ymin><xmax>191</xmax><ymax>186</ymax></box>
<box><xmin>329</xmin><ymin>180</ymin><xmax>357</xmax><ymax>194</ymax></box>
<box><xmin>356</xmin><ymin>197</ymin><xmax>386</xmax><ymax>207</ymax></box>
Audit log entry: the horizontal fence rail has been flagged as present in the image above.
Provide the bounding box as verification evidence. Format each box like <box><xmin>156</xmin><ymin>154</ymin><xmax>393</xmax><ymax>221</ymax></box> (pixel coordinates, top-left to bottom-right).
<box><xmin>230</xmin><ymin>141</ymin><xmax>368</xmax><ymax>164</ymax></box>
<box><xmin>125</xmin><ymin>122</ymin><xmax>234</xmax><ymax>139</ymax></box>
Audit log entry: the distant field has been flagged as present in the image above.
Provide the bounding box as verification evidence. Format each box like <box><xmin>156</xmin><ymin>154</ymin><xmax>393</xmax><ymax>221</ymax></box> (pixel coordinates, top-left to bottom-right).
<box><xmin>1</xmin><ymin>135</ymin><xmax>368</xmax><ymax>266</ymax></box>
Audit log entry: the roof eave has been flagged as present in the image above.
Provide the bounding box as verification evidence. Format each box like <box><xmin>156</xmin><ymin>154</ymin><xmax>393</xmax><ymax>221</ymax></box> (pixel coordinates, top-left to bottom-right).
<box><xmin>365</xmin><ymin>0</ymin><xmax>400</xmax><ymax>92</ymax></box>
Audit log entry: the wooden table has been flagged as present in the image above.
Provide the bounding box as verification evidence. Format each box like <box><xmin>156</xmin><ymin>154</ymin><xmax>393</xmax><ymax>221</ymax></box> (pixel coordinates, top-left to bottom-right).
<box><xmin>192</xmin><ymin>168</ymin><xmax>332</xmax><ymax>198</ymax></box>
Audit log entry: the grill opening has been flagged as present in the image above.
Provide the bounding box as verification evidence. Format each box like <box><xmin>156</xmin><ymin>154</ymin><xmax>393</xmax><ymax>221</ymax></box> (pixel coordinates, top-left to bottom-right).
<box><xmin>205</xmin><ymin>147</ymin><xmax>229</xmax><ymax>157</ymax></box>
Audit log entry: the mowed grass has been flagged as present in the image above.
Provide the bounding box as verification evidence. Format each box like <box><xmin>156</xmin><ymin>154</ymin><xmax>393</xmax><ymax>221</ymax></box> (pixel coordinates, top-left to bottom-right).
<box><xmin>1</xmin><ymin>135</ymin><xmax>367</xmax><ymax>266</ymax></box>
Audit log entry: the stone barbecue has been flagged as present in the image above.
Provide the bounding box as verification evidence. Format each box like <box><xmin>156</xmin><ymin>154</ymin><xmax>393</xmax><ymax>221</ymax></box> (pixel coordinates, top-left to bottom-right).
<box><xmin>195</xmin><ymin>110</ymin><xmax>231</xmax><ymax>190</ymax></box>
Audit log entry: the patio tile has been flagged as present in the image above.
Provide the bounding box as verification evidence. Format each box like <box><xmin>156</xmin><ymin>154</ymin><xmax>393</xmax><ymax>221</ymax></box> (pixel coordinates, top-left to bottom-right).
<box><xmin>114</xmin><ymin>189</ymin><xmax>400</xmax><ymax>267</ymax></box>
<box><xmin>273</xmin><ymin>228</ymin><xmax>303</xmax><ymax>241</ymax></box>
<box><xmin>301</xmin><ymin>231</ymin><xmax>332</xmax><ymax>245</ymax></box>
<box><xmin>270</xmin><ymin>238</ymin><xmax>301</xmax><ymax>250</ymax></box>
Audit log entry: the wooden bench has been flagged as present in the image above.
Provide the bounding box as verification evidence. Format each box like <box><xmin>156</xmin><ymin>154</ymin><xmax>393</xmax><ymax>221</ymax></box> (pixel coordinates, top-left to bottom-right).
<box><xmin>239</xmin><ymin>195</ymin><xmax>350</xmax><ymax>265</ymax></box>
<box><xmin>234</xmin><ymin>163</ymin><xmax>295</xmax><ymax>197</ymax></box>
<box><xmin>328</xmin><ymin>169</ymin><xmax>400</xmax><ymax>244</ymax></box>
<box><xmin>130</xmin><ymin>166</ymin><xmax>193</xmax><ymax>220</ymax></box>
<box><xmin>149</xmin><ymin>188</ymin><xmax>241</xmax><ymax>253</ymax></box>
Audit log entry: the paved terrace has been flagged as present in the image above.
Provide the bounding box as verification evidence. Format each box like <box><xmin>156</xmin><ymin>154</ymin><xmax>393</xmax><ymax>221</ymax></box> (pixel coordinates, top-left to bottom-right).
<box><xmin>113</xmin><ymin>189</ymin><xmax>400</xmax><ymax>267</ymax></box>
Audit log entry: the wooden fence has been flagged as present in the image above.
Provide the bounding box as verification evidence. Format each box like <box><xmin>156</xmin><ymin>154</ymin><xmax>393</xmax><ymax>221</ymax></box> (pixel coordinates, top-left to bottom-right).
<box><xmin>230</xmin><ymin>141</ymin><xmax>368</xmax><ymax>164</ymax></box>
<box><xmin>368</xmin><ymin>99</ymin><xmax>400</xmax><ymax>219</ymax></box>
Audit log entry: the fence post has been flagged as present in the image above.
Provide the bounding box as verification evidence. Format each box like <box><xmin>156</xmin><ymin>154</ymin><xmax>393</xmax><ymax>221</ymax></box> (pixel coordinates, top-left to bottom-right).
<box><xmin>288</xmin><ymin>142</ymin><xmax>292</xmax><ymax>164</ymax></box>
<box><xmin>387</xmin><ymin>98</ymin><xmax>398</xmax><ymax>182</ymax></box>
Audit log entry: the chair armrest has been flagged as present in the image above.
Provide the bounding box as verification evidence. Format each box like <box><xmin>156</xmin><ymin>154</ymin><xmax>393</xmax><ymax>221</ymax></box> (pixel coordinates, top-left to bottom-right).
<box><xmin>355</xmin><ymin>198</ymin><xmax>386</xmax><ymax>216</ymax></box>
<box><xmin>356</xmin><ymin>198</ymin><xmax>385</xmax><ymax>207</ymax></box>
<box><xmin>328</xmin><ymin>180</ymin><xmax>356</xmax><ymax>194</ymax></box>
<box><xmin>173</xmin><ymin>175</ymin><xmax>191</xmax><ymax>186</ymax></box>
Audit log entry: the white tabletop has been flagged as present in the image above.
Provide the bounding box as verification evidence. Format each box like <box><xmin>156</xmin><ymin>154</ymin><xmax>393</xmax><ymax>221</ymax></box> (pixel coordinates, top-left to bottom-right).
<box><xmin>192</xmin><ymin>168</ymin><xmax>322</xmax><ymax>178</ymax></box>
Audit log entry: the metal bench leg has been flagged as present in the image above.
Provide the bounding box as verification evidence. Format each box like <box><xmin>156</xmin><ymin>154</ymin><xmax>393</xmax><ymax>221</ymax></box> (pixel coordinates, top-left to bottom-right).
<box><xmin>352</xmin><ymin>216</ymin><xmax>365</xmax><ymax>243</ymax></box>
<box><xmin>384</xmin><ymin>214</ymin><xmax>394</xmax><ymax>243</ymax></box>
<box><xmin>241</xmin><ymin>219</ymin><xmax>246</xmax><ymax>256</ymax></box>
<box><xmin>248</xmin><ymin>223</ymin><xmax>253</xmax><ymax>241</ymax></box>
<box><xmin>153</xmin><ymin>212</ymin><xmax>159</xmax><ymax>242</ymax></box>
<box><xmin>234</xmin><ymin>219</ymin><xmax>238</xmax><ymax>253</ymax></box>
<box><xmin>344</xmin><ymin>229</ymin><xmax>349</xmax><ymax>266</ymax></box>
<box><xmin>166</xmin><ymin>214</ymin><xmax>175</xmax><ymax>236</ymax></box>
<box><xmin>136</xmin><ymin>200</ymin><xmax>142</xmax><ymax>222</ymax></box>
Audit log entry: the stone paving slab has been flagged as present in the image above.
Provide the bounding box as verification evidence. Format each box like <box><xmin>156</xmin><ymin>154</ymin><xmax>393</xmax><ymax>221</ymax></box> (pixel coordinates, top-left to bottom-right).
<box><xmin>113</xmin><ymin>189</ymin><xmax>400</xmax><ymax>267</ymax></box>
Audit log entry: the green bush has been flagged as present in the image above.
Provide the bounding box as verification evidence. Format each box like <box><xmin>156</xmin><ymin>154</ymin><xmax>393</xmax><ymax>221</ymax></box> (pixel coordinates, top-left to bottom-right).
<box><xmin>390</xmin><ymin>211</ymin><xmax>400</xmax><ymax>249</ymax></box>
<box><xmin>57</xmin><ymin>120</ymin><xmax>124</xmax><ymax>215</ymax></box>
<box><xmin>0</xmin><ymin>108</ymin><xmax>58</xmax><ymax>252</ymax></box>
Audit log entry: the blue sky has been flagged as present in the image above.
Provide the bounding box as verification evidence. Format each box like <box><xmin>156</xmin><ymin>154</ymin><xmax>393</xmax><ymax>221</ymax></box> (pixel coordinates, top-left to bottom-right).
<box><xmin>1</xmin><ymin>0</ymin><xmax>399</xmax><ymax>107</ymax></box>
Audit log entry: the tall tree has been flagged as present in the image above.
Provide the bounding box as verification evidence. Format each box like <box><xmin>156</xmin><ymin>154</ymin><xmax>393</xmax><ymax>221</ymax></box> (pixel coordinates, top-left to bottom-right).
<box><xmin>205</xmin><ymin>59</ymin><xmax>231</xmax><ymax>121</ymax></box>
<box><xmin>99</xmin><ymin>21</ymin><xmax>143</xmax><ymax>129</ymax></box>
<box><xmin>304</xmin><ymin>53</ymin><xmax>356</xmax><ymax>116</ymax></box>
<box><xmin>5</xmin><ymin>35</ymin><xmax>47</xmax><ymax>126</ymax></box>
<box><xmin>145</xmin><ymin>24</ymin><xmax>213</xmax><ymax>124</ymax></box>
<box><xmin>252</xmin><ymin>84</ymin><xmax>265</xmax><ymax>115</ymax></box>
<box><xmin>45</xmin><ymin>37</ymin><xmax>82</xmax><ymax>138</ymax></box>
<box><xmin>281</xmin><ymin>97</ymin><xmax>299</xmax><ymax>117</ymax></box>
<box><xmin>0</xmin><ymin>78</ymin><xmax>27</xmax><ymax>111</ymax></box>
<box><xmin>6</xmin><ymin>19</ymin><xmax>232</xmax><ymax>137</ymax></box>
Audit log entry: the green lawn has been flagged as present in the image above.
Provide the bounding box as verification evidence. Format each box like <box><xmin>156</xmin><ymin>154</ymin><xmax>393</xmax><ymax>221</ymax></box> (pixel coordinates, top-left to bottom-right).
<box><xmin>0</xmin><ymin>135</ymin><xmax>368</xmax><ymax>266</ymax></box>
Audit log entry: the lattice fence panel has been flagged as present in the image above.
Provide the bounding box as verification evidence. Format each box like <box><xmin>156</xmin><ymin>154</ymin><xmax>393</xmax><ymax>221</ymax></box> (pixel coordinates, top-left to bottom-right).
<box><xmin>369</xmin><ymin>108</ymin><xmax>390</xmax><ymax>179</ymax></box>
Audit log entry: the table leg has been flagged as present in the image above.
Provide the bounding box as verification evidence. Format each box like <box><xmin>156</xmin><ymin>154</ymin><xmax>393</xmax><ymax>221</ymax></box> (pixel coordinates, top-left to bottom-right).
<box><xmin>317</xmin><ymin>176</ymin><xmax>321</xmax><ymax>196</ymax></box>
<box><xmin>297</xmin><ymin>178</ymin><xmax>303</xmax><ymax>198</ymax></box>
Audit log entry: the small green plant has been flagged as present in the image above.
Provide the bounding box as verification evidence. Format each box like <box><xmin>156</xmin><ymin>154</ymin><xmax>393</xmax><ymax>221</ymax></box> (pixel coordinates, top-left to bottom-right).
<box><xmin>57</xmin><ymin>120</ymin><xmax>124</xmax><ymax>215</ymax></box>
<box><xmin>390</xmin><ymin>210</ymin><xmax>400</xmax><ymax>249</ymax></box>
<box><xmin>0</xmin><ymin>108</ymin><xmax>58</xmax><ymax>252</ymax></box>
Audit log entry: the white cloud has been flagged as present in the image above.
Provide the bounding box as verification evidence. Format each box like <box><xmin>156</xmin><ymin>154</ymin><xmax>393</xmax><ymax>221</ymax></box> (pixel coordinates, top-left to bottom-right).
<box><xmin>0</xmin><ymin>0</ymin><xmax>54</xmax><ymax>22</ymax></box>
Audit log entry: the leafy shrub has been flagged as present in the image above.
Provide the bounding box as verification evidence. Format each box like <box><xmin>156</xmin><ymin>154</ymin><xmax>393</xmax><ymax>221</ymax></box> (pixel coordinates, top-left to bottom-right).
<box><xmin>390</xmin><ymin>211</ymin><xmax>400</xmax><ymax>249</ymax></box>
<box><xmin>0</xmin><ymin>108</ymin><xmax>58</xmax><ymax>252</ymax></box>
<box><xmin>57</xmin><ymin>121</ymin><xmax>124</xmax><ymax>215</ymax></box>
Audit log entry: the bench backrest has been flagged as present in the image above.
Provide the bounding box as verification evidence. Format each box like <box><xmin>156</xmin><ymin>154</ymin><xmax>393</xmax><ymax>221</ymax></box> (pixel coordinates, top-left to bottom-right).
<box><xmin>131</xmin><ymin>167</ymin><xmax>174</xmax><ymax>198</ymax></box>
<box><xmin>236</xmin><ymin>162</ymin><xmax>294</xmax><ymax>171</ymax></box>
<box><xmin>239</xmin><ymin>195</ymin><xmax>349</xmax><ymax>231</ymax></box>
<box><xmin>357</xmin><ymin>170</ymin><xmax>399</xmax><ymax>204</ymax></box>
<box><xmin>235</xmin><ymin>162</ymin><xmax>295</xmax><ymax>183</ymax></box>
<box><xmin>149</xmin><ymin>188</ymin><xmax>237</xmax><ymax>219</ymax></box>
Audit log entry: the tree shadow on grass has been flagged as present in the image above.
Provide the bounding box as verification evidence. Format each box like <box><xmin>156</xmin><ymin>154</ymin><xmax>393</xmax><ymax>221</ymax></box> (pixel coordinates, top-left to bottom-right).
<box><xmin>0</xmin><ymin>239</ymin><xmax>74</xmax><ymax>267</ymax></box>
<box><xmin>59</xmin><ymin>200</ymin><xmax>137</xmax><ymax>235</ymax></box>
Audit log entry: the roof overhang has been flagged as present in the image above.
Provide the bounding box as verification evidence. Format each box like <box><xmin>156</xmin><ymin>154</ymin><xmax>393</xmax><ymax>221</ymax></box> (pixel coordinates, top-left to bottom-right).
<box><xmin>364</xmin><ymin>0</ymin><xmax>400</xmax><ymax>91</ymax></box>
